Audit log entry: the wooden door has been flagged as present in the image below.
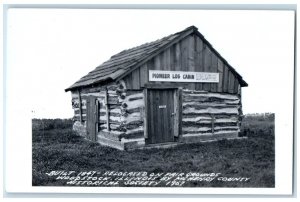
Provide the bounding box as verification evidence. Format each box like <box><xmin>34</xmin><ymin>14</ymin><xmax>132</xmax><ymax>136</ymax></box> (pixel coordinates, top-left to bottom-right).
<box><xmin>86</xmin><ymin>96</ymin><xmax>98</xmax><ymax>141</ymax></box>
<box><xmin>146</xmin><ymin>89</ymin><xmax>176</xmax><ymax>144</ymax></box>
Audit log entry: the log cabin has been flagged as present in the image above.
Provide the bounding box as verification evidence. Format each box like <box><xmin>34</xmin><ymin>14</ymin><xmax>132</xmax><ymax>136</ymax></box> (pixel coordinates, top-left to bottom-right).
<box><xmin>65</xmin><ymin>26</ymin><xmax>248</xmax><ymax>150</ymax></box>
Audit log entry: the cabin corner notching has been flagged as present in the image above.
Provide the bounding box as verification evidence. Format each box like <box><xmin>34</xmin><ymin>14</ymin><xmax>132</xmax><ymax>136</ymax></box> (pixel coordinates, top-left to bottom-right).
<box><xmin>65</xmin><ymin>26</ymin><xmax>248</xmax><ymax>150</ymax></box>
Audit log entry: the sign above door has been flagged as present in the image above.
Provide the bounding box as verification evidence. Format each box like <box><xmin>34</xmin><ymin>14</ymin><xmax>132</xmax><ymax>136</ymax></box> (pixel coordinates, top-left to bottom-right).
<box><xmin>149</xmin><ymin>70</ymin><xmax>219</xmax><ymax>83</ymax></box>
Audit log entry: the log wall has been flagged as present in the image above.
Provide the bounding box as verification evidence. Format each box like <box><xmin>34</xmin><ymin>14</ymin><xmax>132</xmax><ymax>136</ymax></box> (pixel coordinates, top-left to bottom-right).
<box><xmin>181</xmin><ymin>89</ymin><xmax>242</xmax><ymax>137</ymax></box>
<box><xmin>70</xmin><ymin>81</ymin><xmax>242</xmax><ymax>150</ymax></box>
<box><xmin>71</xmin><ymin>81</ymin><xmax>146</xmax><ymax>148</ymax></box>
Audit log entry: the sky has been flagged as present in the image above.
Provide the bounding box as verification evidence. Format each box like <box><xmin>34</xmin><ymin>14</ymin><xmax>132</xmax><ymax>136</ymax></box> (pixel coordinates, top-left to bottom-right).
<box><xmin>6</xmin><ymin>9</ymin><xmax>295</xmax><ymax>118</ymax></box>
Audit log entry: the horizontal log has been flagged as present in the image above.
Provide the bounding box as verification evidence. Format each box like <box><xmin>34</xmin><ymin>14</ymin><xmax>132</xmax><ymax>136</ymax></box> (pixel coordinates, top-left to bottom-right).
<box><xmin>76</xmin><ymin>93</ymin><xmax>118</xmax><ymax>99</ymax></box>
<box><xmin>107</xmin><ymin>90</ymin><xmax>118</xmax><ymax>94</ymax></box>
<box><xmin>123</xmin><ymin>99</ymin><xmax>144</xmax><ymax>110</ymax></box>
<box><xmin>183</xmin><ymin>90</ymin><xmax>208</xmax><ymax>94</ymax></box>
<box><xmin>100</xmin><ymin>128</ymin><xmax>124</xmax><ymax>135</ymax></box>
<box><xmin>183</xmin><ymin>100</ymin><xmax>240</xmax><ymax>106</ymax></box>
<box><xmin>74</xmin><ymin>114</ymin><xmax>86</xmax><ymax>118</ymax></box>
<box><xmin>183</xmin><ymin>96</ymin><xmax>239</xmax><ymax>103</ymax></box>
<box><xmin>123</xmin><ymin>92</ymin><xmax>143</xmax><ymax>102</ymax></box>
<box><xmin>125</xmin><ymin>127</ymin><xmax>144</xmax><ymax>135</ymax></box>
<box><xmin>71</xmin><ymin>93</ymin><xmax>79</xmax><ymax>99</ymax></box>
<box><xmin>81</xmin><ymin>95</ymin><xmax>119</xmax><ymax>104</ymax></box>
<box><xmin>214</xmin><ymin>126</ymin><xmax>239</xmax><ymax>131</ymax></box>
<box><xmin>108</xmin><ymin>105</ymin><xmax>121</xmax><ymax>110</ymax></box>
<box><xmin>73</xmin><ymin>115</ymin><xmax>86</xmax><ymax>121</ymax></box>
<box><xmin>183</xmin><ymin>114</ymin><xmax>239</xmax><ymax>120</ymax></box>
<box><xmin>99</xmin><ymin>120</ymin><xmax>122</xmax><ymax>125</ymax></box>
<box><xmin>124</xmin><ymin>121</ymin><xmax>143</xmax><ymax>130</ymax></box>
<box><xmin>81</xmin><ymin>86</ymin><xmax>104</xmax><ymax>94</ymax></box>
<box><xmin>106</xmin><ymin>85</ymin><xmax>118</xmax><ymax>91</ymax></box>
<box><xmin>99</xmin><ymin>106</ymin><xmax>121</xmax><ymax>113</ymax></box>
<box><xmin>182</xmin><ymin>122</ymin><xmax>238</xmax><ymax>128</ymax></box>
<box><xmin>121</xmin><ymin>112</ymin><xmax>142</xmax><ymax>124</ymax></box>
<box><xmin>73</xmin><ymin>97</ymin><xmax>105</xmax><ymax>102</ymax></box>
<box><xmin>72</xmin><ymin>92</ymin><xmax>144</xmax><ymax>108</ymax></box>
<box><xmin>98</xmin><ymin>130</ymin><xmax>122</xmax><ymax>141</ymax></box>
<box><xmin>100</xmin><ymin>126</ymin><xmax>126</xmax><ymax>133</ymax></box>
<box><xmin>128</xmin><ymin>96</ymin><xmax>143</xmax><ymax>102</ymax></box>
<box><xmin>75</xmin><ymin>109</ymin><xmax>121</xmax><ymax>119</ymax></box>
<box><xmin>121</xmin><ymin>138</ymin><xmax>145</xmax><ymax>144</ymax></box>
<box><xmin>100</xmin><ymin>119</ymin><xmax>143</xmax><ymax>130</ymax></box>
<box><xmin>107</xmin><ymin>124</ymin><xmax>126</xmax><ymax>132</ymax></box>
<box><xmin>121</xmin><ymin>107</ymin><xmax>141</xmax><ymax>114</ymax></box>
<box><xmin>99</xmin><ymin>125</ymin><xmax>107</xmax><ymax>130</ymax></box>
<box><xmin>100</xmin><ymin>115</ymin><xmax>122</xmax><ymax>123</ymax></box>
<box><xmin>125</xmin><ymin>90</ymin><xmax>143</xmax><ymax>96</ymax></box>
<box><xmin>183</xmin><ymin>107</ymin><xmax>239</xmax><ymax>115</ymax></box>
<box><xmin>80</xmin><ymin>83</ymin><xmax>118</xmax><ymax>94</ymax></box>
<box><xmin>103</xmin><ymin>105</ymin><xmax>123</xmax><ymax>111</ymax></box>
<box><xmin>182</xmin><ymin>127</ymin><xmax>239</xmax><ymax>135</ymax></box>
<box><xmin>183</xmin><ymin>113</ymin><xmax>239</xmax><ymax>117</ymax></box>
<box><xmin>73</xmin><ymin>105</ymin><xmax>87</xmax><ymax>110</ymax></box>
<box><xmin>98</xmin><ymin>102</ymin><xmax>122</xmax><ymax>107</ymax></box>
<box><xmin>80</xmin><ymin>92</ymin><xmax>104</xmax><ymax>97</ymax></box>
<box><xmin>119</xmin><ymin>128</ymin><xmax>144</xmax><ymax>139</ymax></box>
<box><xmin>110</xmin><ymin>123</ymin><xmax>122</xmax><ymax>130</ymax></box>
<box><xmin>183</xmin><ymin>90</ymin><xmax>239</xmax><ymax>100</ymax></box>
<box><xmin>72</xmin><ymin>98</ymin><xmax>87</xmax><ymax>103</ymax></box>
<box><xmin>183</xmin><ymin>126</ymin><xmax>212</xmax><ymax>132</ymax></box>
<box><xmin>182</xmin><ymin>116</ymin><xmax>238</xmax><ymax>123</ymax></box>
<box><xmin>99</xmin><ymin>112</ymin><xmax>121</xmax><ymax>117</ymax></box>
<box><xmin>74</xmin><ymin>108</ymin><xmax>87</xmax><ymax>114</ymax></box>
<box><xmin>187</xmin><ymin>126</ymin><xmax>239</xmax><ymax>132</ymax></box>
<box><xmin>183</xmin><ymin>105</ymin><xmax>239</xmax><ymax>110</ymax></box>
<box><xmin>99</xmin><ymin>121</ymin><xmax>106</xmax><ymax>126</ymax></box>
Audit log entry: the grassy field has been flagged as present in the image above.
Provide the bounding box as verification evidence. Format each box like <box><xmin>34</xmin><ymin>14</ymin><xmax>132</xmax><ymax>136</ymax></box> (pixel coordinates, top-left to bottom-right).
<box><xmin>32</xmin><ymin>114</ymin><xmax>275</xmax><ymax>187</ymax></box>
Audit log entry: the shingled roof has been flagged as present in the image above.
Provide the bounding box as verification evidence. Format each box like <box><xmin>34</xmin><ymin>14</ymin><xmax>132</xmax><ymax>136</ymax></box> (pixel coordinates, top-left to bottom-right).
<box><xmin>65</xmin><ymin>26</ymin><xmax>247</xmax><ymax>92</ymax></box>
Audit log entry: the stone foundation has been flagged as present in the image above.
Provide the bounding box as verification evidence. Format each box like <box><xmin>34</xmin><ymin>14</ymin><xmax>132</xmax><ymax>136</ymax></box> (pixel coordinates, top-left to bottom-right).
<box><xmin>73</xmin><ymin>121</ymin><xmax>86</xmax><ymax>137</ymax></box>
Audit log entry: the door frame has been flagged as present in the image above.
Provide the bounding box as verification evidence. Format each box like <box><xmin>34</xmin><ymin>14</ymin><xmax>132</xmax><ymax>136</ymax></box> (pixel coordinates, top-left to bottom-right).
<box><xmin>86</xmin><ymin>95</ymin><xmax>99</xmax><ymax>142</ymax></box>
<box><xmin>143</xmin><ymin>84</ymin><xmax>182</xmax><ymax>143</ymax></box>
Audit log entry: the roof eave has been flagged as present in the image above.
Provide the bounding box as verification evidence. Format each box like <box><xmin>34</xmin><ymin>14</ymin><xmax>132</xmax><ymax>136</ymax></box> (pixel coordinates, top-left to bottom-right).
<box><xmin>241</xmin><ymin>80</ymin><xmax>248</xmax><ymax>87</ymax></box>
<box><xmin>65</xmin><ymin>77</ymin><xmax>116</xmax><ymax>92</ymax></box>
